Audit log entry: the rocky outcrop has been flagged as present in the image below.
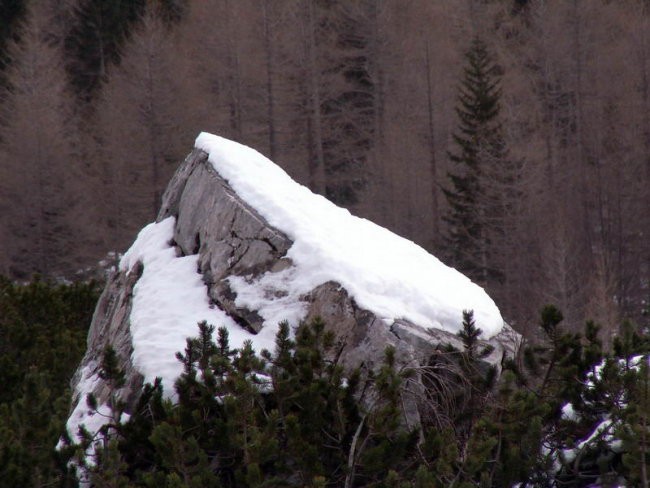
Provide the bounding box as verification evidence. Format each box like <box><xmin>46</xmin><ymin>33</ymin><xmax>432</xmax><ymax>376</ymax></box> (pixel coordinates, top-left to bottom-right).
<box><xmin>68</xmin><ymin>262</ymin><xmax>144</xmax><ymax>421</ymax></box>
<box><xmin>159</xmin><ymin>149</ymin><xmax>293</xmax><ymax>334</ymax></box>
<box><xmin>302</xmin><ymin>280</ymin><xmax>519</xmax><ymax>372</ymax></box>
<box><xmin>67</xmin><ymin>144</ymin><xmax>521</xmax><ymax>436</ymax></box>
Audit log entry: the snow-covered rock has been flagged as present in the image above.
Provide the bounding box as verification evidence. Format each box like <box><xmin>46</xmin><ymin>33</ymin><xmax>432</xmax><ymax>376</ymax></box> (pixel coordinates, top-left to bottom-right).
<box><xmin>64</xmin><ymin>133</ymin><xmax>520</xmax><ymax>443</ymax></box>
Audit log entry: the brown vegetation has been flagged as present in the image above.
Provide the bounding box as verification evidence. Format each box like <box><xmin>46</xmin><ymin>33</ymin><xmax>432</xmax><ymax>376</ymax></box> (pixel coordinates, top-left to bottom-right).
<box><xmin>0</xmin><ymin>0</ymin><xmax>648</xmax><ymax>339</ymax></box>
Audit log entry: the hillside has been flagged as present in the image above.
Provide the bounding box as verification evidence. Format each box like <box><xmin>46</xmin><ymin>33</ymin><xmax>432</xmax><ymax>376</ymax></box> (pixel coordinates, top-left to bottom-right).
<box><xmin>0</xmin><ymin>0</ymin><xmax>648</xmax><ymax>336</ymax></box>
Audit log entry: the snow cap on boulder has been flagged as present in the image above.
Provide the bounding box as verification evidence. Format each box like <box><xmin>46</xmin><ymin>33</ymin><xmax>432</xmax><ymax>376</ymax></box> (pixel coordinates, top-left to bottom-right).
<box><xmin>64</xmin><ymin>133</ymin><xmax>518</xmax><ymax>449</ymax></box>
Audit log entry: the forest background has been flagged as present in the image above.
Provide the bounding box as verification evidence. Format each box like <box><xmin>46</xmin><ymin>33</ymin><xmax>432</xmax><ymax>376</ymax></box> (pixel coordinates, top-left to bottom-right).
<box><xmin>1</xmin><ymin>0</ymin><xmax>649</xmax><ymax>341</ymax></box>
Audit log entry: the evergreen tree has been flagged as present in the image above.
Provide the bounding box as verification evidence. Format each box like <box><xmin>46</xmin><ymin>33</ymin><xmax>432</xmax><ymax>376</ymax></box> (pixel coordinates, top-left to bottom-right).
<box><xmin>82</xmin><ymin>310</ymin><xmax>650</xmax><ymax>487</ymax></box>
<box><xmin>98</xmin><ymin>344</ymin><xmax>127</xmax><ymax>428</ymax></box>
<box><xmin>64</xmin><ymin>0</ymin><xmax>187</xmax><ymax>98</ymax></box>
<box><xmin>0</xmin><ymin>0</ymin><xmax>26</xmax><ymax>75</ymax></box>
<box><xmin>458</xmin><ymin>309</ymin><xmax>484</xmax><ymax>360</ymax></box>
<box><xmin>87</xmin><ymin>319</ymin><xmax>430</xmax><ymax>487</ymax></box>
<box><xmin>619</xmin><ymin>358</ymin><xmax>650</xmax><ymax>487</ymax></box>
<box><xmin>0</xmin><ymin>276</ymin><xmax>98</xmax><ymax>487</ymax></box>
<box><xmin>442</xmin><ymin>37</ymin><xmax>508</xmax><ymax>287</ymax></box>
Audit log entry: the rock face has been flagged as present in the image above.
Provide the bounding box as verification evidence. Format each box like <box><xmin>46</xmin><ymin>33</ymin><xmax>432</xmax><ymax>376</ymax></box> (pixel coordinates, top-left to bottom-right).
<box><xmin>159</xmin><ymin>149</ymin><xmax>293</xmax><ymax>334</ymax></box>
<box><xmin>66</xmin><ymin>141</ymin><xmax>521</xmax><ymax>439</ymax></box>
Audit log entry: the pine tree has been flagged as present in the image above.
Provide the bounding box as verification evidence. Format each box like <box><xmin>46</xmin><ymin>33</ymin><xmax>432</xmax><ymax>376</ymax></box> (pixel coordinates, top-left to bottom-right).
<box><xmin>64</xmin><ymin>0</ymin><xmax>187</xmax><ymax>98</ymax></box>
<box><xmin>442</xmin><ymin>37</ymin><xmax>507</xmax><ymax>287</ymax></box>
<box><xmin>0</xmin><ymin>277</ymin><xmax>98</xmax><ymax>486</ymax></box>
<box><xmin>619</xmin><ymin>358</ymin><xmax>650</xmax><ymax>487</ymax></box>
<box><xmin>0</xmin><ymin>0</ymin><xmax>26</xmax><ymax>75</ymax></box>
<box><xmin>98</xmin><ymin>344</ymin><xmax>127</xmax><ymax>429</ymax></box>
<box><xmin>458</xmin><ymin>310</ymin><xmax>482</xmax><ymax>359</ymax></box>
<box><xmin>64</xmin><ymin>0</ymin><xmax>145</xmax><ymax>98</ymax></box>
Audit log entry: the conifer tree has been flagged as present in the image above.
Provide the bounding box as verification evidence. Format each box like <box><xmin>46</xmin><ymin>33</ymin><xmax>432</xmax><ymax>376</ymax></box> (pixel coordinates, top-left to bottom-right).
<box><xmin>442</xmin><ymin>37</ymin><xmax>508</xmax><ymax>287</ymax></box>
<box><xmin>0</xmin><ymin>277</ymin><xmax>98</xmax><ymax>486</ymax></box>
<box><xmin>98</xmin><ymin>344</ymin><xmax>127</xmax><ymax>428</ymax></box>
<box><xmin>65</xmin><ymin>0</ymin><xmax>187</xmax><ymax>98</ymax></box>
<box><xmin>458</xmin><ymin>309</ymin><xmax>482</xmax><ymax>359</ymax></box>
<box><xmin>0</xmin><ymin>0</ymin><xmax>25</xmax><ymax>75</ymax></box>
<box><xmin>65</xmin><ymin>0</ymin><xmax>145</xmax><ymax>98</ymax></box>
<box><xmin>619</xmin><ymin>358</ymin><xmax>650</xmax><ymax>487</ymax></box>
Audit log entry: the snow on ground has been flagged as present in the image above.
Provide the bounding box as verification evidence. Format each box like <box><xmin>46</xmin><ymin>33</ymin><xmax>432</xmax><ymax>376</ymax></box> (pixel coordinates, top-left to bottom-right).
<box><xmin>561</xmin><ymin>419</ymin><xmax>616</xmax><ymax>464</ymax></box>
<box><xmin>195</xmin><ymin>132</ymin><xmax>504</xmax><ymax>338</ymax></box>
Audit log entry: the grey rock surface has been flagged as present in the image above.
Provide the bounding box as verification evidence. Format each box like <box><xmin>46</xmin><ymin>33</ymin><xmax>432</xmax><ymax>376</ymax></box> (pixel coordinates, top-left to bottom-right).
<box><xmin>68</xmin><ymin>147</ymin><xmax>521</xmax><ymax>423</ymax></box>
<box><xmin>69</xmin><ymin>262</ymin><xmax>144</xmax><ymax>413</ymax></box>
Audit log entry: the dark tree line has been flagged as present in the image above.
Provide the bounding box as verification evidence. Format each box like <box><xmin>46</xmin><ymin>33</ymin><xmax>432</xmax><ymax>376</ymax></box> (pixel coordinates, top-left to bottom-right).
<box><xmin>0</xmin><ymin>274</ymin><xmax>646</xmax><ymax>486</ymax></box>
<box><xmin>65</xmin><ymin>311</ymin><xmax>650</xmax><ymax>487</ymax></box>
<box><xmin>64</xmin><ymin>0</ymin><xmax>186</xmax><ymax>99</ymax></box>
<box><xmin>0</xmin><ymin>277</ymin><xmax>98</xmax><ymax>487</ymax></box>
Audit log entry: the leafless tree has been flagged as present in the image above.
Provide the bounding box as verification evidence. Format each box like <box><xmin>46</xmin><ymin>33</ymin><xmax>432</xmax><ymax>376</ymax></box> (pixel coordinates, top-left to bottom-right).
<box><xmin>95</xmin><ymin>4</ymin><xmax>194</xmax><ymax>245</ymax></box>
<box><xmin>2</xmin><ymin>0</ymin><xmax>650</xmax><ymax>338</ymax></box>
<box><xmin>0</xmin><ymin>2</ymin><xmax>84</xmax><ymax>278</ymax></box>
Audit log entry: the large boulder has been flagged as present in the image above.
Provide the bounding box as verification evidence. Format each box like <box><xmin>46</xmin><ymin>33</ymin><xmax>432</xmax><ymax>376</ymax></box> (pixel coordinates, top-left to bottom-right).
<box><xmin>64</xmin><ymin>134</ymin><xmax>521</xmax><ymax>443</ymax></box>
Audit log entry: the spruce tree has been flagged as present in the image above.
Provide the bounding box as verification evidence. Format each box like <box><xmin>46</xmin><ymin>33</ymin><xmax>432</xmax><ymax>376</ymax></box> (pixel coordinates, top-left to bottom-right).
<box><xmin>0</xmin><ymin>277</ymin><xmax>98</xmax><ymax>486</ymax></box>
<box><xmin>458</xmin><ymin>309</ymin><xmax>482</xmax><ymax>359</ymax></box>
<box><xmin>64</xmin><ymin>0</ymin><xmax>187</xmax><ymax>98</ymax></box>
<box><xmin>0</xmin><ymin>0</ymin><xmax>25</xmax><ymax>75</ymax></box>
<box><xmin>443</xmin><ymin>37</ymin><xmax>507</xmax><ymax>287</ymax></box>
<box><xmin>619</xmin><ymin>358</ymin><xmax>650</xmax><ymax>487</ymax></box>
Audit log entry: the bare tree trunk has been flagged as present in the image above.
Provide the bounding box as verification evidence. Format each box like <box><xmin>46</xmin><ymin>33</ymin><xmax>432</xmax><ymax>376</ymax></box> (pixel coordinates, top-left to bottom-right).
<box><xmin>144</xmin><ymin>51</ymin><xmax>161</xmax><ymax>218</ymax></box>
<box><xmin>263</xmin><ymin>1</ymin><xmax>277</xmax><ymax>161</ymax></box>
<box><xmin>571</xmin><ymin>0</ymin><xmax>595</xmax><ymax>256</ymax></box>
<box><xmin>305</xmin><ymin>0</ymin><xmax>326</xmax><ymax>195</ymax></box>
<box><xmin>642</xmin><ymin>364</ymin><xmax>649</xmax><ymax>488</ymax></box>
<box><xmin>344</xmin><ymin>415</ymin><xmax>366</xmax><ymax>488</ymax></box>
<box><xmin>425</xmin><ymin>41</ymin><xmax>439</xmax><ymax>240</ymax></box>
<box><xmin>35</xmin><ymin>137</ymin><xmax>48</xmax><ymax>274</ymax></box>
<box><xmin>639</xmin><ymin>3</ymin><xmax>650</xmax><ymax>317</ymax></box>
<box><xmin>365</xmin><ymin>0</ymin><xmax>391</xmax><ymax>223</ymax></box>
<box><xmin>95</xmin><ymin>9</ymin><xmax>106</xmax><ymax>82</ymax></box>
<box><xmin>642</xmin><ymin>3</ymin><xmax>650</xmax><ymax>183</ymax></box>
<box><xmin>0</xmin><ymin>1</ymin><xmax>78</xmax><ymax>277</ymax></box>
<box><xmin>225</xmin><ymin>0</ymin><xmax>242</xmax><ymax>140</ymax></box>
<box><xmin>369</xmin><ymin>0</ymin><xmax>384</xmax><ymax>142</ymax></box>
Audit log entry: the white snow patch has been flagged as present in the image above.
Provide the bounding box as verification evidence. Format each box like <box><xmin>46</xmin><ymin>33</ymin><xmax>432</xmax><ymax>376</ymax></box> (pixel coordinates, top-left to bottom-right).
<box><xmin>561</xmin><ymin>418</ymin><xmax>615</xmax><ymax>464</ymax></box>
<box><xmin>195</xmin><ymin>132</ymin><xmax>504</xmax><ymax>338</ymax></box>
<box><xmin>59</xmin><ymin>365</ymin><xmax>116</xmax><ymax>485</ymax></box>
<box><xmin>60</xmin><ymin>364</ymin><xmax>103</xmax><ymax>448</ymax></box>
<box><xmin>120</xmin><ymin>217</ymin><xmax>277</xmax><ymax>394</ymax></box>
<box><xmin>561</xmin><ymin>403</ymin><xmax>578</xmax><ymax>421</ymax></box>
